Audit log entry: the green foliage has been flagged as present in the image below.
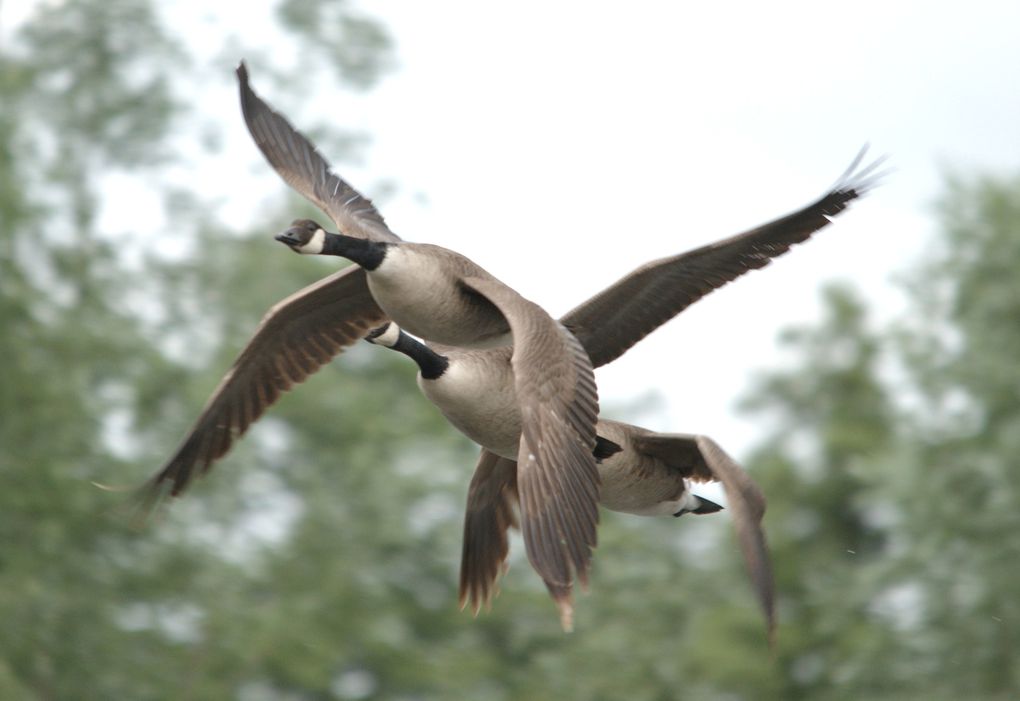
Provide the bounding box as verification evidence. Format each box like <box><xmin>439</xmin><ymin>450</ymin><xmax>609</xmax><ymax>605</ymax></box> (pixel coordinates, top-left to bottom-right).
<box><xmin>276</xmin><ymin>0</ymin><xmax>394</xmax><ymax>89</ymax></box>
<box><xmin>721</xmin><ymin>175</ymin><xmax>1020</xmax><ymax>699</ymax></box>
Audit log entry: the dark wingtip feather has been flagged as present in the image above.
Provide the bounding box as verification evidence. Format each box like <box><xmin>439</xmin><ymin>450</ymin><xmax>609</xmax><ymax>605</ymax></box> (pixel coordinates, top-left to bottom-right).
<box><xmin>831</xmin><ymin>143</ymin><xmax>891</xmax><ymax>199</ymax></box>
<box><xmin>96</xmin><ymin>476</ymin><xmax>176</xmax><ymax>531</ymax></box>
<box><xmin>236</xmin><ymin>60</ymin><xmax>258</xmax><ymax>121</ymax></box>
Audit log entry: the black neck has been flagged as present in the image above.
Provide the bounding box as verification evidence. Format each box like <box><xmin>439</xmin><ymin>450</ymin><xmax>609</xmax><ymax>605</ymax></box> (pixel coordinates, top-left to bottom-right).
<box><xmin>323</xmin><ymin>232</ymin><xmax>389</xmax><ymax>271</ymax></box>
<box><xmin>391</xmin><ymin>332</ymin><xmax>449</xmax><ymax>380</ymax></box>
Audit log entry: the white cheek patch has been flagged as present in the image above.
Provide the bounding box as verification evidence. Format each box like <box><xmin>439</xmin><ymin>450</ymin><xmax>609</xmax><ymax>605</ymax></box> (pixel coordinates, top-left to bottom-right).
<box><xmin>297</xmin><ymin>228</ymin><xmax>326</xmax><ymax>254</ymax></box>
<box><xmin>373</xmin><ymin>322</ymin><xmax>402</xmax><ymax>347</ymax></box>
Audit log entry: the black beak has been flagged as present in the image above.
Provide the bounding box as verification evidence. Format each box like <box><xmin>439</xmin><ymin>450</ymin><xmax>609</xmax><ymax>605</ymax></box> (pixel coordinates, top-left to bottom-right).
<box><xmin>274</xmin><ymin>229</ymin><xmax>302</xmax><ymax>247</ymax></box>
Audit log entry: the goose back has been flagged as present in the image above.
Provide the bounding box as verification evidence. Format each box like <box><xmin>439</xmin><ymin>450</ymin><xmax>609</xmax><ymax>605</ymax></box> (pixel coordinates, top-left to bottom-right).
<box><xmin>365</xmin><ymin>244</ymin><xmax>512</xmax><ymax>348</ymax></box>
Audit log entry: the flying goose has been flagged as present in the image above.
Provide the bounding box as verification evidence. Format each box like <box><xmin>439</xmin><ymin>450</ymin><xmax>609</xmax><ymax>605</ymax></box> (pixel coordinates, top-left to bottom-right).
<box><xmin>141</xmin><ymin>61</ymin><xmax>878</xmax><ymax>624</ymax></box>
<box><xmin>354</xmin><ymin>153</ymin><xmax>879</xmax><ymax>629</ymax></box>
<box><xmin>367</xmin><ymin>323</ymin><xmax>771</xmax><ymax>636</ymax></box>
<box><xmin>463</xmin><ymin>428</ymin><xmax>774</xmax><ymax>639</ymax></box>
<box><xmin>137</xmin><ymin>63</ymin><xmax>605</xmax><ymax>603</ymax></box>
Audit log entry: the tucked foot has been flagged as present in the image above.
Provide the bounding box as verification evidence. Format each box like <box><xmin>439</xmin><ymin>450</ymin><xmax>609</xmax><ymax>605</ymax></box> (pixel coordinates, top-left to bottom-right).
<box><xmin>674</xmin><ymin>495</ymin><xmax>724</xmax><ymax>517</ymax></box>
<box><xmin>593</xmin><ymin>435</ymin><xmax>623</xmax><ymax>462</ymax></box>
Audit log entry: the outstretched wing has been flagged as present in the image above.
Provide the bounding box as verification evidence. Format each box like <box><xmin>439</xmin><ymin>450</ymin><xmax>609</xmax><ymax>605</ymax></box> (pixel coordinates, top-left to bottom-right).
<box><xmin>459</xmin><ymin>448</ymin><xmax>520</xmax><ymax>615</ymax></box>
<box><xmin>237</xmin><ymin>61</ymin><xmax>400</xmax><ymax>243</ymax></box>
<box><xmin>631</xmin><ymin>431</ymin><xmax>775</xmax><ymax>646</ymax></box>
<box><xmin>460</xmin><ymin>276</ymin><xmax>600</xmax><ymax>630</ymax></box>
<box><xmin>563</xmin><ymin>148</ymin><xmax>885</xmax><ymax>367</ymax></box>
<box><xmin>137</xmin><ymin>266</ymin><xmax>386</xmax><ymax>510</ymax></box>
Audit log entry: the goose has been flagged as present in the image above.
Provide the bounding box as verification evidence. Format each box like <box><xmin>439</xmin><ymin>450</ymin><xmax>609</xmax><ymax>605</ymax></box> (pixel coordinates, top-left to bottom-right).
<box><xmin>137</xmin><ymin>63</ymin><xmax>604</xmax><ymax>603</ymax></box>
<box><xmin>367</xmin><ymin>323</ymin><xmax>771</xmax><ymax>637</ymax></box>
<box><xmin>241</xmin><ymin>62</ymin><xmax>510</xmax><ymax>350</ymax></box>
<box><xmin>139</xmin><ymin>61</ymin><xmax>879</xmax><ymax>623</ymax></box>
<box><xmin>355</xmin><ymin>152</ymin><xmax>880</xmax><ymax>630</ymax></box>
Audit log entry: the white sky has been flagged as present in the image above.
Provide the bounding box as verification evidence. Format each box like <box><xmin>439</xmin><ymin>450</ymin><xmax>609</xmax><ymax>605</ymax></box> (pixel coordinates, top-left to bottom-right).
<box><xmin>324</xmin><ymin>1</ymin><xmax>1020</xmax><ymax>453</ymax></box>
<box><xmin>10</xmin><ymin>0</ymin><xmax>1020</xmax><ymax>460</ymax></box>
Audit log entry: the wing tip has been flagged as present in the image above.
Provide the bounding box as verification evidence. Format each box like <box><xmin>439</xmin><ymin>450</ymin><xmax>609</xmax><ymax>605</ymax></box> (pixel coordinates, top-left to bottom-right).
<box><xmin>766</xmin><ymin>612</ymin><xmax>778</xmax><ymax>653</ymax></box>
<box><xmin>555</xmin><ymin>593</ymin><xmax>575</xmax><ymax>633</ymax></box>
<box><xmin>236</xmin><ymin>59</ymin><xmax>249</xmax><ymax>86</ymax></box>
<box><xmin>541</xmin><ymin>578</ymin><xmax>576</xmax><ymax>632</ymax></box>
<box><xmin>457</xmin><ymin>590</ymin><xmax>477</xmax><ymax>616</ymax></box>
<box><xmin>99</xmin><ymin>475</ymin><xmax>177</xmax><ymax>531</ymax></box>
<box><xmin>236</xmin><ymin>59</ymin><xmax>258</xmax><ymax>122</ymax></box>
<box><xmin>832</xmin><ymin>143</ymin><xmax>892</xmax><ymax>200</ymax></box>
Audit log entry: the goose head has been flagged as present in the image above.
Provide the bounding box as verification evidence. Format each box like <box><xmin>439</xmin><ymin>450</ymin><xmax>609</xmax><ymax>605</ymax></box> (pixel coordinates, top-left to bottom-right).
<box><xmin>365</xmin><ymin>322</ymin><xmax>450</xmax><ymax>380</ymax></box>
<box><xmin>275</xmin><ymin>219</ymin><xmax>328</xmax><ymax>254</ymax></box>
<box><xmin>364</xmin><ymin>322</ymin><xmax>402</xmax><ymax>347</ymax></box>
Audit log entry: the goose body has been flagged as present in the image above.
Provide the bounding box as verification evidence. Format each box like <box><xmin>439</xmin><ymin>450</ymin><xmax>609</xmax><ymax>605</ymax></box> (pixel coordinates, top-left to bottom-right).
<box><xmin>416</xmin><ymin>347</ymin><xmax>520</xmax><ymax>458</ymax></box>
<box><xmin>371</xmin><ymin>323</ymin><xmax>521</xmax><ymax>458</ymax></box>
<box><xmin>238</xmin><ymin>60</ymin><xmax>607</xmax><ymax>600</ymax></box>
<box><xmin>139</xmin><ymin>63</ymin><xmax>604</xmax><ymax>608</ymax></box>
<box><xmin>281</xmin><ymin>229</ymin><xmax>514</xmax><ymax>348</ymax></box>
<box><xmin>361</xmin><ymin>151</ymin><xmax>883</xmax><ymax>632</ymax></box>
<box><xmin>137</xmin><ymin>61</ymin><xmax>880</xmax><ymax>635</ymax></box>
<box><xmin>368</xmin><ymin>325</ymin><xmax>770</xmax><ymax>637</ymax></box>
<box><xmin>593</xmin><ymin>419</ymin><xmax>719</xmax><ymax>517</ymax></box>
<box><xmin>366</xmin><ymin>245</ymin><xmax>513</xmax><ymax>348</ymax></box>
<box><xmin>371</xmin><ymin>325</ymin><xmax>722</xmax><ymax>515</ymax></box>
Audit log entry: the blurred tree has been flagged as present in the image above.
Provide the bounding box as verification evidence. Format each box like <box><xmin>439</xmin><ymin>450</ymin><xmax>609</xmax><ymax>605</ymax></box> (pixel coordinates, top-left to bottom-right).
<box><xmin>0</xmin><ymin>3</ymin><xmax>195</xmax><ymax>698</ymax></box>
<box><xmin>719</xmin><ymin>285</ymin><xmax>900</xmax><ymax>699</ymax></box>
<box><xmin>686</xmin><ymin>173</ymin><xmax>1020</xmax><ymax>701</ymax></box>
<box><xmin>853</xmin><ymin>174</ymin><xmax>1020</xmax><ymax>699</ymax></box>
<box><xmin>0</xmin><ymin>1</ymin><xmax>424</xmax><ymax>699</ymax></box>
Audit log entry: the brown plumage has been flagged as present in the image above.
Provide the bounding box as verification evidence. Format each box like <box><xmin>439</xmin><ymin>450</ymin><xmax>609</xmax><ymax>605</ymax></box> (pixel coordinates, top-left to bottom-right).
<box><xmin>454</xmin><ymin>428</ymin><xmax>771</xmax><ymax>640</ymax></box>
<box><xmin>458</xmin><ymin>451</ymin><xmax>519</xmax><ymax>615</ymax></box>
<box><xmin>236</xmin><ymin>62</ymin><xmax>606</xmax><ymax>601</ymax></box>
<box><xmin>457</xmin><ymin>427</ymin><xmax>775</xmax><ymax>644</ymax></box>
<box><xmin>371</xmin><ymin>326</ymin><xmax>773</xmax><ymax>637</ymax></box>
<box><xmin>373</xmin><ymin>150</ymin><xmax>881</xmax><ymax>634</ymax></box>
<box><xmin>137</xmin><ymin>64</ymin><xmax>606</xmax><ymax>609</ymax></box>
<box><xmin>459</xmin><ymin>277</ymin><xmax>600</xmax><ymax>626</ymax></box>
<box><xmin>136</xmin><ymin>267</ymin><xmax>386</xmax><ymax>511</ymax></box>
<box><xmin>630</xmin><ymin>430</ymin><xmax>774</xmax><ymax>646</ymax></box>
<box><xmin>562</xmin><ymin>147</ymin><xmax>884</xmax><ymax>367</ymax></box>
<box><xmin>236</xmin><ymin>62</ymin><xmax>400</xmax><ymax>244</ymax></box>
<box><xmin>137</xmin><ymin>64</ymin><xmax>411</xmax><ymax>509</ymax></box>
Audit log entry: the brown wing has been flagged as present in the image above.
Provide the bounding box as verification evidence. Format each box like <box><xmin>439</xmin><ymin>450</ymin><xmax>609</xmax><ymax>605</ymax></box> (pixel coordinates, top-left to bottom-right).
<box><xmin>137</xmin><ymin>266</ymin><xmax>386</xmax><ymax>510</ymax></box>
<box><xmin>236</xmin><ymin>62</ymin><xmax>400</xmax><ymax>243</ymax></box>
<box><xmin>459</xmin><ymin>448</ymin><xmax>519</xmax><ymax>615</ymax></box>
<box><xmin>562</xmin><ymin>148</ymin><xmax>885</xmax><ymax>367</ymax></box>
<box><xmin>460</xmin><ymin>276</ymin><xmax>600</xmax><ymax>629</ymax></box>
<box><xmin>631</xmin><ymin>431</ymin><xmax>775</xmax><ymax>646</ymax></box>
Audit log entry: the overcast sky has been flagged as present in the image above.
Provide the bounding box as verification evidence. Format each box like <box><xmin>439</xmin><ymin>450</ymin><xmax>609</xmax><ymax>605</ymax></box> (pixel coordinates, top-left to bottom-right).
<box><xmin>12</xmin><ymin>0</ymin><xmax>1020</xmax><ymax>459</ymax></box>
<box><xmin>321</xmin><ymin>1</ymin><xmax>1020</xmax><ymax>453</ymax></box>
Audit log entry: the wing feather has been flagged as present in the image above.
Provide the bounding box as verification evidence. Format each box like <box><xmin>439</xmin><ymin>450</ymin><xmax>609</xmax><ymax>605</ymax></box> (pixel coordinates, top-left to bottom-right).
<box><xmin>459</xmin><ymin>449</ymin><xmax>520</xmax><ymax>615</ymax></box>
<box><xmin>460</xmin><ymin>276</ymin><xmax>600</xmax><ymax>626</ymax></box>
<box><xmin>563</xmin><ymin>149</ymin><xmax>884</xmax><ymax>367</ymax></box>
<box><xmin>136</xmin><ymin>266</ymin><xmax>387</xmax><ymax>510</ymax></box>
<box><xmin>632</xmin><ymin>431</ymin><xmax>775</xmax><ymax>645</ymax></box>
<box><xmin>236</xmin><ymin>62</ymin><xmax>400</xmax><ymax>243</ymax></box>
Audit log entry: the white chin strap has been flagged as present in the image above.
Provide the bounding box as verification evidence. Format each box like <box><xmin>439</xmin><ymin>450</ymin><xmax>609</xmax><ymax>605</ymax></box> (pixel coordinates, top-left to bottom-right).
<box><xmin>297</xmin><ymin>228</ymin><xmax>327</xmax><ymax>254</ymax></box>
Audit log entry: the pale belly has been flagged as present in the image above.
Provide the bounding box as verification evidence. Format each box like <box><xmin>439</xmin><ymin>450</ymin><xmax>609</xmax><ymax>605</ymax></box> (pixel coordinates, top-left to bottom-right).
<box><xmin>594</xmin><ymin>421</ymin><xmax>692</xmax><ymax>517</ymax></box>
<box><xmin>418</xmin><ymin>352</ymin><xmax>521</xmax><ymax>458</ymax></box>
<box><xmin>419</xmin><ymin>371</ymin><xmax>700</xmax><ymax>516</ymax></box>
